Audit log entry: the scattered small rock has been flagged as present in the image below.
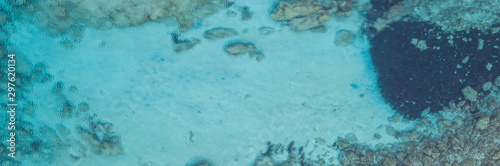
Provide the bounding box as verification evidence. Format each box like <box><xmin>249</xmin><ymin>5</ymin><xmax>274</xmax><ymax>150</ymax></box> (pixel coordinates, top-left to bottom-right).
<box><xmin>333</xmin><ymin>137</ymin><xmax>350</xmax><ymax>149</ymax></box>
<box><xmin>69</xmin><ymin>85</ymin><xmax>78</xmax><ymax>92</ymax></box>
<box><xmin>315</xmin><ymin>137</ymin><xmax>326</xmax><ymax>145</ymax></box>
<box><xmin>310</xmin><ymin>25</ymin><xmax>327</xmax><ymax>33</ymax></box>
<box><xmin>0</xmin><ymin>10</ymin><xmax>8</xmax><ymax>26</ymax></box>
<box><xmin>227</xmin><ymin>10</ymin><xmax>237</xmax><ymax>17</ymax></box>
<box><xmin>482</xmin><ymin>82</ymin><xmax>492</xmax><ymax>91</ymax></box>
<box><xmin>485</xmin><ymin>63</ymin><xmax>493</xmax><ymax>71</ymax></box>
<box><xmin>475</xmin><ymin>115</ymin><xmax>490</xmax><ymax>130</ymax></box>
<box><xmin>52</xmin><ymin>81</ymin><xmax>64</xmax><ymax>95</ymax></box>
<box><xmin>258</xmin><ymin>27</ymin><xmax>275</xmax><ymax>35</ymax></box>
<box><xmin>345</xmin><ymin>133</ymin><xmax>358</xmax><ymax>143</ymax></box>
<box><xmin>78</xmin><ymin>102</ymin><xmax>90</xmax><ymax>112</ymax></box>
<box><xmin>241</xmin><ymin>6</ymin><xmax>252</xmax><ymax>20</ymax></box>
<box><xmin>249</xmin><ymin>51</ymin><xmax>264</xmax><ymax>62</ymax></box>
<box><xmin>495</xmin><ymin>76</ymin><xmax>500</xmax><ymax>86</ymax></box>
<box><xmin>411</xmin><ymin>38</ymin><xmax>428</xmax><ymax>51</ymax></box>
<box><xmin>461</xmin><ymin>86</ymin><xmax>478</xmax><ymax>101</ymax></box>
<box><xmin>477</xmin><ymin>38</ymin><xmax>484</xmax><ymax>50</ymax></box>
<box><xmin>78</xmin><ymin>121</ymin><xmax>123</xmax><ymax>156</ymax></box>
<box><xmin>193</xmin><ymin>160</ymin><xmax>213</xmax><ymax>166</ymax></box>
<box><xmin>492</xmin><ymin>151</ymin><xmax>500</xmax><ymax>160</ymax></box>
<box><xmin>334</xmin><ymin>30</ymin><xmax>354</xmax><ymax>46</ymax></box>
<box><xmin>386</xmin><ymin>126</ymin><xmax>396</xmax><ymax>136</ymax></box>
<box><xmin>172</xmin><ymin>33</ymin><xmax>200</xmax><ymax>52</ymax></box>
<box><xmin>61</xmin><ymin>98</ymin><xmax>74</xmax><ymax>118</ymax></box>
<box><xmin>59</xmin><ymin>38</ymin><xmax>75</xmax><ymax>49</ymax></box>
<box><xmin>253</xmin><ymin>156</ymin><xmax>274</xmax><ymax>166</ymax></box>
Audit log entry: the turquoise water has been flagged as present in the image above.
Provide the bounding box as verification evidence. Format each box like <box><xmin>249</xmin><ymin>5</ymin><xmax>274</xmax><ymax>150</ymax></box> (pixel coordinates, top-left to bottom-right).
<box><xmin>1</xmin><ymin>0</ymin><xmax>500</xmax><ymax>165</ymax></box>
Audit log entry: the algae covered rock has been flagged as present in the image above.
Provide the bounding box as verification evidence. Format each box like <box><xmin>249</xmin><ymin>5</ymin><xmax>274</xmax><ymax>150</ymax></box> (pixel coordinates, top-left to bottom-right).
<box><xmin>334</xmin><ymin>30</ymin><xmax>354</xmax><ymax>46</ymax></box>
<box><xmin>461</xmin><ymin>86</ymin><xmax>478</xmax><ymax>102</ymax></box>
<box><xmin>288</xmin><ymin>10</ymin><xmax>331</xmax><ymax>31</ymax></box>
<box><xmin>269</xmin><ymin>0</ymin><xmax>345</xmax><ymax>31</ymax></box>
<box><xmin>224</xmin><ymin>42</ymin><xmax>264</xmax><ymax>61</ymax></box>
<box><xmin>172</xmin><ymin>33</ymin><xmax>201</xmax><ymax>53</ymax></box>
<box><xmin>224</xmin><ymin>42</ymin><xmax>257</xmax><ymax>55</ymax></box>
<box><xmin>203</xmin><ymin>27</ymin><xmax>238</xmax><ymax>39</ymax></box>
<box><xmin>30</xmin><ymin>0</ymin><xmax>231</xmax><ymax>43</ymax></box>
<box><xmin>270</xmin><ymin>0</ymin><xmax>323</xmax><ymax>21</ymax></box>
<box><xmin>475</xmin><ymin>116</ymin><xmax>490</xmax><ymax>130</ymax></box>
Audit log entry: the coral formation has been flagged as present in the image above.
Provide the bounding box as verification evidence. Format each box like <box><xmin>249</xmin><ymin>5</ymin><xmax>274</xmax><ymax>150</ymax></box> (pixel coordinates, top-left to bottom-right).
<box><xmin>411</xmin><ymin>0</ymin><xmax>500</xmax><ymax>32</ymax></box>
<box><xmin>0</xmin><ymin>50</ymin><xmax>122</xmax><ymax>165</ymax></box>
<box><xmin>15</xmin><ymin>0</ymin><xmax>230</xmax><ymax>44</ymax></box>
<box><xmin>78</xmin><ymin>121</ymin><xmax>124</xmax><ymax>156</ymax></box>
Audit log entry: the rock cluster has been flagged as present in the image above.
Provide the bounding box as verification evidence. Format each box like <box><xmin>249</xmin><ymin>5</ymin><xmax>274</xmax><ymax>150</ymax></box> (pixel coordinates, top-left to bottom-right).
<box><xmin>14</xmin><ymin>0</ymin><xmax>230</xmax><ymax>45</ymax></box>
<box><xmin>412</xmin><ymin>0</ymin><xmax>500</xmax><ymax>32</ymax></box>
<box><xmin>252</xmin><ymin>76</ymin><xmax>500</xmax><ymax>165</ymax></box>
<box><xmin>0</xmin><ymin>51</ymin><xmax>124</xmax><ymax>165</ymax></box>
<box><xmin>335</xmin><ymin>80</ymin><xmax>500</xmax><ymax>165</ymax></box>
<box><xmin>269</xmin><ymin>0</ymin><xmax>355</xmax><ymax>31</ymax></box>
<box><xmin>78</xmin><ymin>121</ymin><xmax>124</xmax><ymax>156</ymax></box>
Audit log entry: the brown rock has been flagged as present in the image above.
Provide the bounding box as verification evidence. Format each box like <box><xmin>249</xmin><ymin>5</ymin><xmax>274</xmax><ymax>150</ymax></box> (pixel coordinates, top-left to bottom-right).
<box><xmin>288</xmin><ymin>10</ymin><xmax>331</xmax><ymax>31</ymax></box>
<box><xmin>203</xmin><ymin>27</ymin><xmax>237</xmax><ymax>39</ymax></box>
<box><xmin>270</xmin><ymin>1</ymin><xmax>323</xmax><ymax>21</ymax></box>
<box><xmin>224</xmin><ymin>42</ymin><xmax>257</xmax><ymax>55</ymax></box>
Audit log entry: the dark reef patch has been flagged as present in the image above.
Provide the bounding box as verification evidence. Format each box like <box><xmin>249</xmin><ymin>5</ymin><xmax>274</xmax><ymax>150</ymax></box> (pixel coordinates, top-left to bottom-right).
<box><xmin>370</xmin><ymin>20</ymin><xmax>500</xmax><ymax>119</ymax></box>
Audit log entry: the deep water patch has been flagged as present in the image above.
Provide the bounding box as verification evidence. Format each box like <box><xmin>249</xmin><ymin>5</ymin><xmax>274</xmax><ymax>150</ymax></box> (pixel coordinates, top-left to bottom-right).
<box><xmin>370</xmin><ymin>20</ymin><xmax>500</xmax><ymax>119</ymax></box>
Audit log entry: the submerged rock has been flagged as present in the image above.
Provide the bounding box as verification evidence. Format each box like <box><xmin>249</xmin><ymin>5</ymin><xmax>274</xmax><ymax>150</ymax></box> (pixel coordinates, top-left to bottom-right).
<box><xmin>224</xmin><ymin>42</ymin><xmax>257</xmax><ymax>55</ymax></box>
<box><xmin>26</xmin><ymin>0</ymin><xmax>231</xmax><ymax>45</ymax></box>
<box><xmin>241</xmin><ymin>6</ymin><xmax>253</xmax><ymax>20</ymax></box>
<box><xmin>288</xmin><ymin>10</ymin><xmax>331</xmax><ymax>31</ymax></box>
<box><xmin>461</xmin><ymin>86</ymin><xmax>478</xmax><ymax>102</ymax></box>
<box><xmin>370</xmin><ymin>20</ymin><xmax>500</xmax><ymax>119</ymax></box>
<box><xmin>270</xmin><ymin>0</ymin><xmax>323</xmax><ymax>21</ymax></box>
<box><xmin>203</xmin><ymin>27</ymin><xmax>237</xmax><ymax>39</ymax></box>
<box><xmin>224</xmin><ymin>42</ymin><xmax>264</xmax><ymax>61</ymax></box>
<box><xmin>334</xmin><ymin>30</ymin><xmax>354</xmax><ymax>46</ymax></box>
<box><xmin>172</xmin><ymin>33</ymin><xmax>200</xmax><ymax>52</ymax></box>
<box><xmin>78</xmin><ymin>121</ymin><xmax>123</xmax><ymax>156</ymax></box>
<box><xmin>258</xmin><ymin>27</ymin><xmax>275</xmax><ymax>35</ymax></box>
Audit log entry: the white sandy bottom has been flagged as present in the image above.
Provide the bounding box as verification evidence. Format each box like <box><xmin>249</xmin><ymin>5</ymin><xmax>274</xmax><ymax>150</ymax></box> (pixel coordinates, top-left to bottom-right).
<box><xmin>9</xmin><ymin>1</ymin><xmax>417</xmax><ymax>165</ymax></box>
